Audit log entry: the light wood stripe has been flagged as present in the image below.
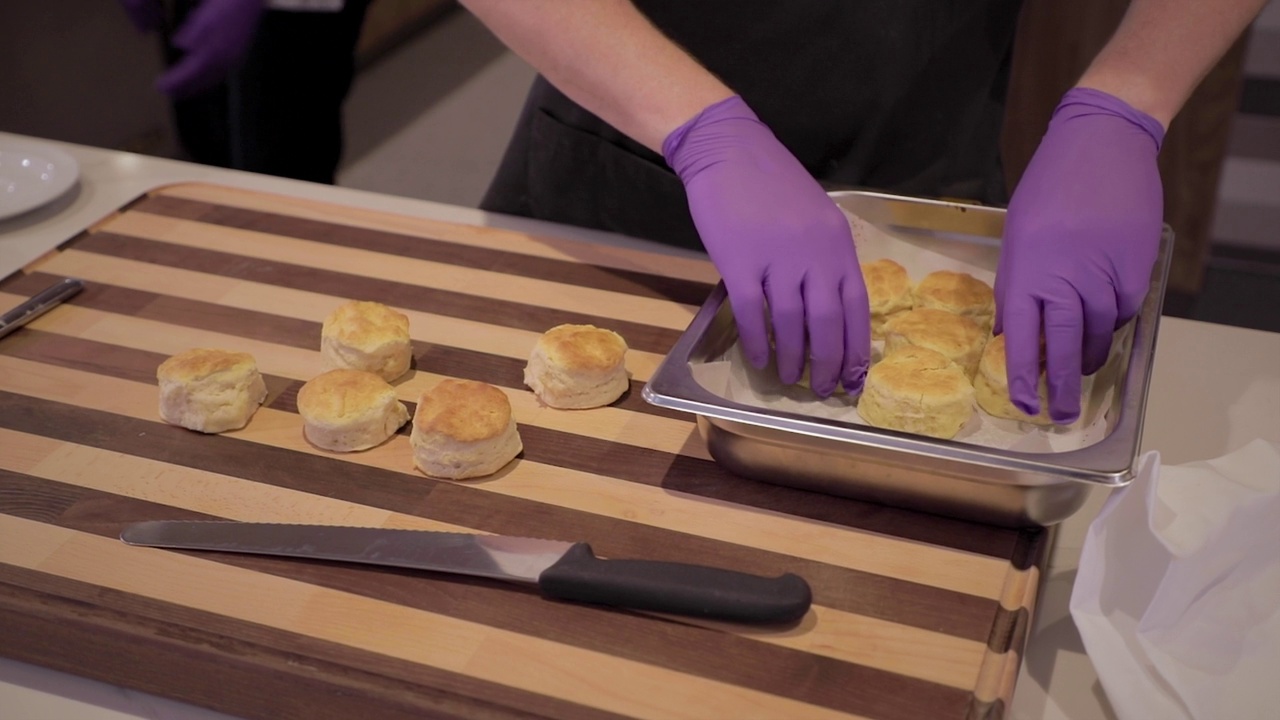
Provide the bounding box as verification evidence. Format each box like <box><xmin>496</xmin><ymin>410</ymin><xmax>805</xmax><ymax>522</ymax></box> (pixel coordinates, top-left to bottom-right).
<box><xmin>132</xmin><ymin>194</ymin><xmax>715</xmax><ymax>310</ymax></box>
<box><xmin>0</xmin><ymin>354</ymin><xmax>1010</xmax><ymax>599</ymax></box>
<box><xmin>96</xmin><ymin>211</ymin><xmax>700</xmax><ymax>332</ymax></box>
<box><xmin>3</xmin><ymin>276</ymin><xmax>1025</xmax><ymax>564</ymax></box>
<box><xmin>153</xmin><ymin>183</ymin><xmax>720</xmax><ymax>286</ymax></box>
<box><xmin>0</xmin><ymin>356</ymin><xmax>1010</xmax><ymax>645</ymax></box>
<box><xmin>5</xmin><ymin>297</ymin><xmax>706</xmax><ymax>461</ymax></box>
<box><xmin>19</xmin><ymin>253</ymin><xmax>672</xmax><ymax>383</ymax></box>
<box><xmin>0</xmin><ymin>515</ymin><xmax>864</xmax><ymax>720</ymax></box>
<box><xmin>4</xmin><ymin>274</ymin><xmax>1026</xmax><ymax>566</ymax></box>
<box><xmin>0</xmin><ymin>428</ymin><xmax>987</xmax><ymax>691</ymax></box>
<box><xmin>0</xmin><ymin>390</ymin><xmax>1002</xmax><ymax>642</ymax></box>
<box><xmin>973</xmin><ymin>535</ymin><xmax>1045</xmax><ymax>705</ymax></box>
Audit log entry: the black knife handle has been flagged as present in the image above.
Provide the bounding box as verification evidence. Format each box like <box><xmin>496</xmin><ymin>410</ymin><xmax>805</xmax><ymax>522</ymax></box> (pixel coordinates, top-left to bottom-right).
<box><xmin>537</xmin><ymin>543</ymin><xmax>811</xmax><ymax>624</ymax></box>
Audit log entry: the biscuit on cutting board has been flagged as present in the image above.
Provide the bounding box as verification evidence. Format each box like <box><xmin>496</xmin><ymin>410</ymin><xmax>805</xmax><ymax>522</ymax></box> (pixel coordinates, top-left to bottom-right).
<box><xmin>321</xmin><ymin>300</ymin><xmax>413</xmax><ymax>382</ymax></box>
<box><xmin>411</xmin><ymin>378</ymin><xmax>523</xmax><ymax>480</ymax></box>
<box><xmin>525</xmin><ymin>323</ymin><xmax>629</xmax><ymax>409</ymax></box>
<box><xmin>157</xmin><ymin>348</ymin><xmax>268</xmax><ymax>433</ymax></box>
<box><xmin>297</xmin><ymin>369</ymin><xmax>410</xmax><ymax>452</ymax></box>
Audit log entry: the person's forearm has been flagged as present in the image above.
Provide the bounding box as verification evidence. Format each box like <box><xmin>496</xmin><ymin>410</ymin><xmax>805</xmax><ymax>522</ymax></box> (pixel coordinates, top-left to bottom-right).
<box><xmin>1078</xmin><ymin>0</ymin><xmax>1267</xmax><ymax>128</ymax></box>
<box><xmin>459</xmin><ymin>0</ymin><xmax>733</xmax><ymax>152</ymax></box>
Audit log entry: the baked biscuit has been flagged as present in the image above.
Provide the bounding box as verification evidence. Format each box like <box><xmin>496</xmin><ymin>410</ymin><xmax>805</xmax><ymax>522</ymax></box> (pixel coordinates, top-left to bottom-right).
<box><xmin>857</xmin><ymin>346</ymin><xmax>975</xmax><ymax>440</ymax></box>
<box><xmin>860</xmin><ymin>258</ymin><xmax>914</xmax><ymax>339</ymax></box>
<box><xmin>297</xmin><ymin>369</ymin><xmax>410</xmax><ymax>452</ymax></box>
<box><xmin>882</xmin><ymin>307</ymin><xmax>988</xmax><ymax>379</ymax></box>
<box><xmin>973</xmin><ymin>334</ymin><xmax>1054</xmax><ymax>425</ymax></box>
<box><xmin>411</xmin><ymin>378</ymin><xmax>523</xmax><ymax>479</ymax></box>
<box><xmin>157</xmin><ymin>348</ymin><xmax>268</xmax><ymax>433</ymax></box>
<box><xmin>913</xmin><ymin>271</ymin><xmax>995</xmax><ymax>332</ymax></box>
<box><xmin>525</xmin><ymin>324</ymin><xmax>629</xmax><ymax>409</ymax></box>
<box><xmin>321</xmin><ymin>300</ymin><xmax>413</xmax><ymax>382</ymax></box>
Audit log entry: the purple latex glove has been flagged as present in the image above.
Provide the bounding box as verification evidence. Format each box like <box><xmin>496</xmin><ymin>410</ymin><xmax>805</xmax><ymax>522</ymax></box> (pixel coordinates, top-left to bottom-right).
<box><xmin>663</xmin><ymin>96</ymin><xmax>870</xmax><ymax>397</ymax></box>
<box><xmin>996</xmin><ymin>87</ymin><xmax>1165</xmax><ymax>424</ymax></box>
<box><xmin>156</xmin><ymin>0</ymin><xmax>265</xmax><ymax>98</ymax></box>
<box><xmin>118</xmin><ymin>0</ymin><xmax>164</xmax><ymax>32</ymax></box>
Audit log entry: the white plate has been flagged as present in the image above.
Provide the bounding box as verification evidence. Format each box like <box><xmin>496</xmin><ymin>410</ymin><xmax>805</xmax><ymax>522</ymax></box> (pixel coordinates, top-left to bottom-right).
<box><xmin>0</xmin><ymin>139</ymin><xmax>80</xmax><ymax>221</ymax></box>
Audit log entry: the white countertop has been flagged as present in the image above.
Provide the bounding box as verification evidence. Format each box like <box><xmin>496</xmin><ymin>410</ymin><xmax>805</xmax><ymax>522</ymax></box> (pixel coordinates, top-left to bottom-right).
<box><xmin>3</xmin><ymin>131</ymin><xmax>1279</xmax><ymax>720</ymax></box>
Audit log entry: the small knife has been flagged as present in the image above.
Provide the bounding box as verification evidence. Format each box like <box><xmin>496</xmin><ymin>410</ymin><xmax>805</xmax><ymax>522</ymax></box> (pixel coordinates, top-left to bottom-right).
<box><xmin>0</xmin><ymin>277</ymin><xmax>84</xmax><ymax>341</ymax></box>
<box><xmin>120</xmin><ymin>521</ymin><xmax>812</xmax><ymax>624</ymax></box>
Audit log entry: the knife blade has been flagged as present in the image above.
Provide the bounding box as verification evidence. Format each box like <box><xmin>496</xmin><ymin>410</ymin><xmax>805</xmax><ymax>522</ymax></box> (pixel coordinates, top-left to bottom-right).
<box><xmin>120</xmin><ymin>521</ymin><xmax>812</xmax><ymax>624</ymax></box>
<box><xmin>0</xmin><ymin>277</ymin><xmax>84</xmax><ymax>341</ymax></box>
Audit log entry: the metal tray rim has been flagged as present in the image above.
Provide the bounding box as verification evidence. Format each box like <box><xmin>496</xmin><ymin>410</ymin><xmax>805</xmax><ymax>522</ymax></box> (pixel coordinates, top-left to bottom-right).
<box><xmin>641</xmin><ymin>190</ymin><xmax>1172</xmax><ymax>489</ymax></box>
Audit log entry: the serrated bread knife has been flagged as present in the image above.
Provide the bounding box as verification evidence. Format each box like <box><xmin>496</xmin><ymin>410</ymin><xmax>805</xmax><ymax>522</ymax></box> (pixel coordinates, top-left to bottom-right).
<box><xmin>120</xmin><ymin>521</ymin><xmax>812</xmax><ymax>624</ymax></box>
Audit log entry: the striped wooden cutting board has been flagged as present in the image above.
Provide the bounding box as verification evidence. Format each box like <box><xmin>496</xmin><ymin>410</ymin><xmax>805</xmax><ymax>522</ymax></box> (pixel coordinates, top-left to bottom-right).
<box><xmin>0</xmin><ymin>183</ymin><xmax>1048</xmax><ymax>720</ymax></box>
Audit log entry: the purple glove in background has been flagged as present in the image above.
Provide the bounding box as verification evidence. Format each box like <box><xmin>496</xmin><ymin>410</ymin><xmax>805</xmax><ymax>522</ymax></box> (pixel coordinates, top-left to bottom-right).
<box><xmin>996</xmin><ymin>87</ymin><xmax>1165</xmax><ymax>424</ymax></box>
<box><xmin>158</xmin><ymin>0</ymin><xmax>264</xmax><ymax>98</ymax></box>
<box><xmin>118</xmin><ymin>0</ymin><xmax>265</xmax><ymax>98</ymax></box>
<box><xmin>663</xmin><ymin>96</ymin><xmax>871</xmax><ymax>397</ymax></box>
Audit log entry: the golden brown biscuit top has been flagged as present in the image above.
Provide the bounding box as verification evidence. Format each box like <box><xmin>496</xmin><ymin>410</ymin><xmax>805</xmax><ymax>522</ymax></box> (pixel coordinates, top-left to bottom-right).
<box><xmin>860</xmin><ymin>259</ymin><xmax>912</xmax><ymax>309</ymax></box>
<box><xmin>157</xmin><ymin>348</ymin><xmax>257</xmax><ymax>382</ymax></box>
<box><xmin>980</xmin><ymin>334</ymin><xmax>1008</xmax><ymax>377</ymax></box>
<box><xmin>869</xmin><ymin>346</ymin><xmax>971</xmax><ymax>397</ymax></box>
<box><xmin>538</xmin><ymin>324</ymin><xmax>627</xmax><ymax>372</ymax></box>
<box><xmin>980</xmin><ymin>334</ymin><xmax>1048</xmax><ymax>378</ymax></box>
<box><xmin>297</xmin><ymin>369</ymin><xmax>394</xmax><ymax>418</ymax></box>
<box><xmin>414</xmin><ymin>379</ymin><xmax>513</xmax><ymax>442</ymax></box>
<box><xmin>322</xmin><ymin>301</ymin><xmax>410</xmax><ymax>347</ymax></box>
<box><xmin>884</xmin><ymin>308</ymin><xmax>986</xmax><ymax>351</ymax></box>
<box><xmin>914</xmin><ymin>271</ymin><xmax>994</xmax><ymax>313</ymax></box>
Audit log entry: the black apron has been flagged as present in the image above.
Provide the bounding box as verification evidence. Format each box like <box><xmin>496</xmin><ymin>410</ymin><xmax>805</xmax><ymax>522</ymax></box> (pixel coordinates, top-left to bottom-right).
<box><xmin>481</xmin><ymin>0</ymin><xmax>1024</xmax><ymax>251</ymax></box>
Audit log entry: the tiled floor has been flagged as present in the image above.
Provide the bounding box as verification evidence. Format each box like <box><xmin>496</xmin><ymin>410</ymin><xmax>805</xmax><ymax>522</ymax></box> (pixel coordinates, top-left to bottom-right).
<box><xmin>336</xmin><ymin>4</ymin><xmax>1280</xmax><ymax>334</ymax></box>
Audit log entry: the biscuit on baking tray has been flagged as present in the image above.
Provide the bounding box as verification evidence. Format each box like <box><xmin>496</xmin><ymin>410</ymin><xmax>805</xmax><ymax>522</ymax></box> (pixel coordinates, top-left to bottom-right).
<box><xmin>860</xmin><ymin>258</ymin><xmax>914</xmax><ymax>339</ymax></box>
<box><xmin>411</xmin><ymin>378</ymin><xmax>523</xmax><ymax>480</ymax></box>
<box><xmin>912</xmin><ymin>270</ymin><xmax>995</xmax><ymax>332</ymax></box>
<box><xmin>297</xmin><ymin>369</ymin><xmax>410</xmax><ymax>452</ymax></box>
<box><xmin>882</xmin><ymin>307</ymin><xmax>989</xmax><ymax>379</ymax></box>
<box><xmin>857</xmin><ymin>346</ymin><xmax>975</xmax><ymax>440</ymax></box>
<box><xmin>157</xmin><ymin>348</ymin><xmax>268</xmax><ymax>433</ymax></box>
<box><xmin>524</xmin><ymin>323</ymin><xmax>629</xmax><ymax>409</ymax></box>
<box><xmin>973</xmin><ymin>334</ymin><xmax>1054</xmax><ymax>425</ymax></box>
<box><xmin>321</xmin><ymin>300</ymin><xmax>413</xmax><ymax>382</ymax></box>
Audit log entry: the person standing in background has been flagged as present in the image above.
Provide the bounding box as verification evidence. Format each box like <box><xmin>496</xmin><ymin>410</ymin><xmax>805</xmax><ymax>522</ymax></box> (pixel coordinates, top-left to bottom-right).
<box><xmin>118</xmin><ymin>0</ymin><xmax>371</xmax><ymax>184</ymax></box>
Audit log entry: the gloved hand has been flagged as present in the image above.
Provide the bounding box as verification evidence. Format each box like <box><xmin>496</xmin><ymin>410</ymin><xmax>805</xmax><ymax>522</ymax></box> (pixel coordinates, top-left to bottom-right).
<box><xmin>996</xmin><ymin>87</ymin><xmax>1165</xmax><ymax>424</ymax></box>
<box><xmin>119</xmin><ymin>0</ymin><xmax>265</xmax><ymax>98</ymax></box>
<box><xmin>663</xmin><ymin>95</ymin><xmax>871</xmax><ymax>397</ymax></box>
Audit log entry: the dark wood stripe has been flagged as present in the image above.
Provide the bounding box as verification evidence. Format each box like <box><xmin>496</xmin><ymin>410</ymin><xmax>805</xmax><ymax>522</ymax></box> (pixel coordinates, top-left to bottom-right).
<box><xmin>986</xmin><ymin>607</ymin><xmax>1030</xmax><ymax>657</ymax></box>
<box><xmin>72</xmin><ymin>231</ymin><xmax>685</xmax><ymax>356</ymax></box>
<box><xmin>1009</xmin><ymin>528</ymin><xmax>1050</xmax><ymax>573</ymax></box>
<box><xmin>0</xmin><ymin>562</ymin><xmax>620</xmax><ymax>720</ymax></box>
<box><xmin>983</xmin><ymin>528</ymin><xmax>1049</xmax><ymax>654</ymax></box>
<box><xmin>1</xmin><ymin>474</ymin><xmax>974</xmax><ymax>720</ymax></box>
<box><xmin>0</xmin><ymin>388</ymin><xmax>1000</xmax><ymax>643</ymax></box>
<box><xmin>1</xmin><ymin>271</ymin><xmax>686</xmax><ymax>422</ymax></box>
<box><xmin>133</xmin><ymin>194</ymin><xmax>717</xmax><ymax>307</ymax></box>
<box><xmin>0</xmin><ymin>322</ymin><xmax>1023</xmax><ymax>561</ymax></box>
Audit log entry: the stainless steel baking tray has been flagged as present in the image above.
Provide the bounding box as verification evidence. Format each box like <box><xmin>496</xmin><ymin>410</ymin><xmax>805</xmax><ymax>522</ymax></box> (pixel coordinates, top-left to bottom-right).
<box><xmin>642</xmin><ymin>190</ymin><xmax>1172</xmax><ymax>527</ymax></box>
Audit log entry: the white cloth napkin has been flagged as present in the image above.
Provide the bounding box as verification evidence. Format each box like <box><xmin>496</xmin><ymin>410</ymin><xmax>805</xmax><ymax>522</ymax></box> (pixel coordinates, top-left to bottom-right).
<box><xmin>1070</xmin><ymin>439</ymin><xmax>1280</xmax><ymax>720</ymax></box>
